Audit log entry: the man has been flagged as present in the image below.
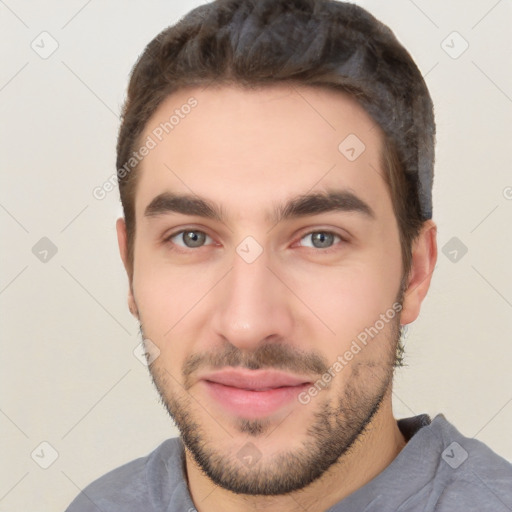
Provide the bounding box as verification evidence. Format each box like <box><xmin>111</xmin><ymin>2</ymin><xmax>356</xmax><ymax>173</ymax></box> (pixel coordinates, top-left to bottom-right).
<box><xmin>66</xmin><ymin>0</ymin><xmax>512</xmax><ymax>510</ymax></box>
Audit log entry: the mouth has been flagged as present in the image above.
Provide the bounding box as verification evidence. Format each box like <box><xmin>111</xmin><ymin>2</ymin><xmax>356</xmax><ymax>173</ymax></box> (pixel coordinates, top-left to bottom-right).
<box><xmin>199</xmin><ymin>369</ymin><xmax>313</xmax><ymax>419</ymax></box>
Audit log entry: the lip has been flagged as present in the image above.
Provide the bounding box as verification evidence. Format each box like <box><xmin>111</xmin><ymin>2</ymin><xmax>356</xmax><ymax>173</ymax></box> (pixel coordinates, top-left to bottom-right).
<box><xmin>200</xmin><ymin>368</ymin><xmax>312</xmax><ymax>390</ymax></box>
<box><xmin>199</xmin><ymin>369</ymin><xmax>313</xmax><ymax>419</ymax></box>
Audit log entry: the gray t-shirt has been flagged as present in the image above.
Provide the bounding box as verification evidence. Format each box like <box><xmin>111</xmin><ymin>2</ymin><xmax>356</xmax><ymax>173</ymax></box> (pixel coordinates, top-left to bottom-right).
<box><xmin>65</xmin><ymin>414</ymin><xmax>512</xmax><ymax>511</ymax></box>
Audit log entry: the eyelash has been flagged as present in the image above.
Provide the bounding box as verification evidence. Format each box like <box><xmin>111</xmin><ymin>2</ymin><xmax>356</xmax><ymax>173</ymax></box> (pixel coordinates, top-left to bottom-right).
<box><xmin>163</xmin><ymin>228</ymin><xmax>347</xmax><ymax>254</ymax></box>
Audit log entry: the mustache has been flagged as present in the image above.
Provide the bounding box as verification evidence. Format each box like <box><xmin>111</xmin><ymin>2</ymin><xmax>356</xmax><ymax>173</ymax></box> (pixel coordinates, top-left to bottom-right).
<box><xmin>182</xmin><ymin>342</ymin><xmax>330</xmax><ymax>386</ymax></box>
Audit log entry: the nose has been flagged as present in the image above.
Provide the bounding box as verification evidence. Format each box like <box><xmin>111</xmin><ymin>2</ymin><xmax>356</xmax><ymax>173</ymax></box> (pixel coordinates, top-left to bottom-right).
<box><xmin>210</xmin><ymin>247</ymin><xmax>294</xmax><ymax>351</ymax></box>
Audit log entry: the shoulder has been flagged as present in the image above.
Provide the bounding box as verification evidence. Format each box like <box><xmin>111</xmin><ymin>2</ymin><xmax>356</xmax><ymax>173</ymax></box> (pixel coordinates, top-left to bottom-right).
<box><xmin>64</xmin><ymin>437</ymin><xmax>184</xmax><ymax>512</ymax></box>
<box><xmin>426</xmin><ymin>414</ymin><xmax>512</xmax><ymax>511</ymax></box>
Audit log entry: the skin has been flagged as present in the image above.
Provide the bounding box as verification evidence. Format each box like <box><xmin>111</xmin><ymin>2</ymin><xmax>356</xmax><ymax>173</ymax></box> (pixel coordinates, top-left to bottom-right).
<box><xmin>116</xmin><ymin>84</ymin><xmax>437</xmax><ymax>512</ymax></box>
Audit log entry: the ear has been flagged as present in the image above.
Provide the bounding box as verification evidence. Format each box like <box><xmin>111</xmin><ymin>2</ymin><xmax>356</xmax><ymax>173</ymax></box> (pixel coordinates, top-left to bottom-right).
<box><xmin>116</xmin><ymin>217</ymin><xmax>139</xmax><ymax>319</ymax></box>
<box><xmin>399</xmin><ymin>219</ymin><xmax>437</xmax><ymax>326</ymax></box>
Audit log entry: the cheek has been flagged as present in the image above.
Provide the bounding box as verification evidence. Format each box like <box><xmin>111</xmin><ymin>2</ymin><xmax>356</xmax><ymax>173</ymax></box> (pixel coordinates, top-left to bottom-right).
<box><xmin>132</xmin><ymin>259</ymin><xmax>191</xmax><ymax>350</ymax></box>
<box><xmin>132</xmin><ymin>253</ymin><xmax>223</xmax><ymax>366</ymax></box>
<box><xmin>287</xmin><ymin>258</ymin><xmax>401</xmax><ymax>352</ymax></box>
<box><xmin>133</xmin><ymin>246</ymin><xmax>204</xmax><ymax>324</ymax></box>
<box><xmin>133</xmin><ymin>271</ymin><xmax>173</xmax><ymax>331</ymax></box>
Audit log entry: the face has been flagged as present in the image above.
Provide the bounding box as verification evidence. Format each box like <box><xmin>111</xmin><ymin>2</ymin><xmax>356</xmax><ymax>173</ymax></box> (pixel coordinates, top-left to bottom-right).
<box><xmin>120</xmin><ymin>85</ymin><xmax>408</xmax><ymax>494</ymax></box>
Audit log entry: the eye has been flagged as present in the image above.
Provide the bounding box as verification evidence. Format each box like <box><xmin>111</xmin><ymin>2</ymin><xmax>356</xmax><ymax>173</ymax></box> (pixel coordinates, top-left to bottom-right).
<box><xmin>167</xmin><ymin>230</ymin><xmax>214</xmax><ymax>248</ymax></box>
<box><xmin>297</xmin><ymin>231</ymin><xmax>343</xmax><ymax>250</ymax></box>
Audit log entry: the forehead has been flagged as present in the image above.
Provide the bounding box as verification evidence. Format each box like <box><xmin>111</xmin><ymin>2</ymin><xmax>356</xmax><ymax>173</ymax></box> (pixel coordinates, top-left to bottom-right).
<box><xmin>135</xmin><ymin>84</ymin><xmax>391</xmax><ymax>223</ymax></box>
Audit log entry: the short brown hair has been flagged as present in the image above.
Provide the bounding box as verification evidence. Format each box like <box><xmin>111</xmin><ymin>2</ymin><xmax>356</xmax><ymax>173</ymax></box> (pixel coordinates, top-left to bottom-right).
<box><xmin>117</xmin><ymin>0</ymin><xmax>435</xmax><ymax>286</ymax></box>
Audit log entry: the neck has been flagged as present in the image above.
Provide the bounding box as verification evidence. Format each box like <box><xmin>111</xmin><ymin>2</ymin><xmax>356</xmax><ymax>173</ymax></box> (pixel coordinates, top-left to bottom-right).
<box><xmin>184</xmin><ymin>391</ymin><xmax>406</xmax><ymax>512</ymax></box>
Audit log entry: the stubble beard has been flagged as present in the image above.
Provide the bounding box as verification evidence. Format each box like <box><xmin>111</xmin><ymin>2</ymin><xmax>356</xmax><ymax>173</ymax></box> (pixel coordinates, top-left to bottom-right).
<box><xmin>143</xmin><ymin>317</ymin><xmax>402</xmax><ymax>496</ymax></box>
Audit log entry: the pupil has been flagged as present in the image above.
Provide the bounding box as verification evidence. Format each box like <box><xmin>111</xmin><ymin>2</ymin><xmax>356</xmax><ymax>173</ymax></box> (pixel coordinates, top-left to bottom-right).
<box><xmin>313</xmin><ymin>232</ymin><xmax>332</xmax><ymax>248</ymax></box>
<box><xmin>185</xmin><ymin>231</ymin><xmax>204</xmax><ymax>247</ymax></box>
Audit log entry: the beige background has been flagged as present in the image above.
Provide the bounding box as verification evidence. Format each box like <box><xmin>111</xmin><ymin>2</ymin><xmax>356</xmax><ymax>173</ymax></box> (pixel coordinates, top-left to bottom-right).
<box><xmin>1</xmin><ymin>0</ymin><xmax>511</xmax><ymax>510</ymax></box>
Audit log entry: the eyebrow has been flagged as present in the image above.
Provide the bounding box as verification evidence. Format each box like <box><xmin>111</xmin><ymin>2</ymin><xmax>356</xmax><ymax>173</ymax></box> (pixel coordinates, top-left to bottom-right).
<box><xmin>143</xmin><ymin>189</ymin><xmax>375</xmax><ymax>223</ymax></box>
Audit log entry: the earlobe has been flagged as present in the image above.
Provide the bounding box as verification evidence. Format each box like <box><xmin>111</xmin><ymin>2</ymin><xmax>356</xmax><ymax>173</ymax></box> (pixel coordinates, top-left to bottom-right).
<box><xmin>115</xmin><ymin>217</ymin><xmax>139</xmax><ymax>319</ymax></box>
<box><xmin>128</xmin><ymin>298</ymin><xmax>139</xmax><ymax>318</ymax></box>
<box><xmin>399</xmin><ymin>220</ymin><xmax>438</xmax><ymax>326</ymax></box>
<box><xmin>116</xmin><ymin>217</ymin><xmax>129</xmax><ymax>272</ymax></box>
